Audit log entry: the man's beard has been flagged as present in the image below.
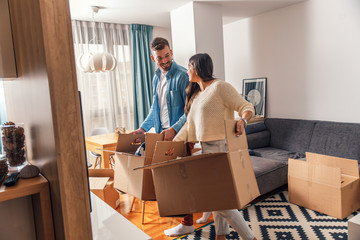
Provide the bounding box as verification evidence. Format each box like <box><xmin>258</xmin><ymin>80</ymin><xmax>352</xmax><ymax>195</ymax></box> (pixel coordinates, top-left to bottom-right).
<box><xmin>160</xmin><ymin>61</ymin><xmax>172</xmax><ymax>72</ymax></box>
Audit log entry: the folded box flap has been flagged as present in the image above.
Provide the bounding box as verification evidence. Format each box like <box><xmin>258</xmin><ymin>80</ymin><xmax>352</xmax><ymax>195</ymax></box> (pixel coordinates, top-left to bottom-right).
<box><xmin>224</xmin><ymin>120</ymin><xmax>249</xmax><ymax>152</ymax></box>
<box><xmin>289</xmin><ymin>158</ymin><xmax>341</xmax><ymax>188</ymax></box>
<box><xmin>144</xmin><ymin>133</ymin><xmax>164</xmax><ymax>158</ymax></box>
<box><xmin>89</xmin><ymin>177</ymin><xmax>110</xmax><ymax>190</ymax></box>
<box><xmin>228</xmin><ymin>150</ymin><xmax>260</xmax><ymax>207</ymax></box>
<box><xmin>306</xmin><ymin>152</ymin><xmax>359</xmax><ymax>177</ymax></box>
<box><xmin>288</xmin><ymin>158</ymin><xmax>309</xmax><ymax>179</ymax></box>
<box><xmin>310</xmin><ymin>163</ymin><xmax>341</xmax><ymax>188</ymax></box>
<box><xmin>152</xmin><ymin>141</ymin><xmax>185</xmax><ymax>164</ymax></box>
<box><xmin>116</xmin><ymin>133</ymin><xmax>145</xmax><ymax>153</ymax></box>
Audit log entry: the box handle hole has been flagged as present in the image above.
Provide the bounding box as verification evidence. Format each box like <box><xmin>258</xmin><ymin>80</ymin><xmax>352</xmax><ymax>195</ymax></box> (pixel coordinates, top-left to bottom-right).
<box><xmin>165</xmin><ymin>148</ymin><xmax>174</xmax><ymax>156</ymax></box>
<box><xmin>131</xmin><ymin>138</ymin><xmax>142</xmax><ymax>146</ymax></box>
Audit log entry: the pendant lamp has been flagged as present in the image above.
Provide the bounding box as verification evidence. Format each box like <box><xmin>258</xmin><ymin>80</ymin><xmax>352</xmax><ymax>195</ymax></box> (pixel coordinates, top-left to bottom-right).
<box><xmin>78</xmin><ymin>6</ymin><xmax>117</xmax><ymax>73</ymax></box>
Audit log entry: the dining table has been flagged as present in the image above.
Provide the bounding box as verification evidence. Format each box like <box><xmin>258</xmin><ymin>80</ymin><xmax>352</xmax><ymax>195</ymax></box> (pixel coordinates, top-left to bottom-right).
<box><xmin>85</xmin><ymin>133</ymin><xmax>118</xmax><ymax>168</ymax></box>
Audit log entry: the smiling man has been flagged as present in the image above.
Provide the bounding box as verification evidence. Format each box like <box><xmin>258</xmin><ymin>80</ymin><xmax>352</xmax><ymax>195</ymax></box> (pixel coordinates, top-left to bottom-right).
<box><xmin>131</xmin><ymin>37</ymin><xmax>189</xmax><ymax>141</ymax></box>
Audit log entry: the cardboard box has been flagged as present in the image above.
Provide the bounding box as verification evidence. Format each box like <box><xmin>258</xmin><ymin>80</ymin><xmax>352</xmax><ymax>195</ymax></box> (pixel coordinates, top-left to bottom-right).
<box><xmin>288</xmin><ymin>152</ymin><xmax>360</xmax><ymax>219</ymax></box>
<box><xmin>348</xmin><ymin>214</ymin><xmax>360</xmax><ymax>240</ymax></box>
<box><xmin>138</xmin><ymin>120</ymin><xmax>260</xmax><ymax>217</ymax></box>
<box><xmin>88</xmin><ymin>169</ymin><xmax>120</xmax><ymax>209</ymax></box>
<box><xmin>113</xmin><ymin>133</ymin><xmax>163</xmax><ymax>200</ymax></box>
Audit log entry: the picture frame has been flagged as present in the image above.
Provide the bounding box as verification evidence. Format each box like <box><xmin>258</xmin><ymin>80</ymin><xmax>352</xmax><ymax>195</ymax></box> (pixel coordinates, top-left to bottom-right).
<box><xmin>242</xmin><ymin>77</ymin><xmax>267</xmax><ymax>117</ymax></box>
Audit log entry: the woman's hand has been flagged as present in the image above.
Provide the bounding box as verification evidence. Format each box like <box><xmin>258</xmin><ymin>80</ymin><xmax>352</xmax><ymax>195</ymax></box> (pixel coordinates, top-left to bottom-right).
<box><xmin>161</xmin><ymin>127</ymin><xmax>176</xmax><ymax>141</ymax></box>
<box><xmin>235</xmin><ymin>120</ymin><xmax>245</xmax><ymax>137</ymax></box>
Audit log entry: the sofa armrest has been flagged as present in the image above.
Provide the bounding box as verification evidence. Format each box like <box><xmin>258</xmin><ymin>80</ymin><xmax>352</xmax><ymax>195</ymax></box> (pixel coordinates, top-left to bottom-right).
<box><xmin>247</xmin><ymin>130</ymin><xmax>270</xmax><ymax>149</ymax></box>
<box><xmin>245</xmin><ymin>121</ymin><xmax>267</xmax><ymax>135</ymax></box>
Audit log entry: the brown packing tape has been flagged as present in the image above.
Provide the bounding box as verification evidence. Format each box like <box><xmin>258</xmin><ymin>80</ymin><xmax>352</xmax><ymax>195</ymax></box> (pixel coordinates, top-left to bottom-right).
<box><xmin>246</xmin><ymin>182</ymin><xmax>258</xmax><ymax>202</ymax></box>
<box><xmin>179</xmin><ymin>163</ymin><xmax>188</xmax><ymax>179</ymax></box>
<box><xmin>308</xmin><ymin>162</ymin><xmax>312</xmax><ymax>188</ymax></box>
<box><xmin>237</xmin><ymin>150</ymin><xmax>245</xmax><ymax>169</ymax></box>
<box><xmin>246</xmin><ymin>183</ymin><xmax>251</xmax><ymax>199</ymax></box>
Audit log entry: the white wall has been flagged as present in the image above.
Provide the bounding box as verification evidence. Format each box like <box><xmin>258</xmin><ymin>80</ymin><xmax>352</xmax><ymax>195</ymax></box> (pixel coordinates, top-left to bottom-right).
<box><xmin>153</xmin><ymin>26</ymin><xmax>172</xmax><ymax>48</ymax></box>
<box><xmin>170</xmin><ymin>2</ymin><xmax>196</xmax><ymax>68</ymax></box>
<box><xmin>171</xmin><ymin>2</ymin><xmax>225</xmax><ymax>78</ymax></box>
<box><xmin>224</xmin><ymin>0</ymin><xmax>360</xmax><ymax>123</ymax></box>
<box><xmin>193</xmin><ymin>2</ymin><xmax>225</xmax><ymax>79</ymax></box>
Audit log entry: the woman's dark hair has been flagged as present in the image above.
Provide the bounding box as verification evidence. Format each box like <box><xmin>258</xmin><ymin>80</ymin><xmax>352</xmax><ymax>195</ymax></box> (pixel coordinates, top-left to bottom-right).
<box><xmin>184</xmin><ymin>53</ymin><xmax>215</xmax><ymax>114</ymax></box>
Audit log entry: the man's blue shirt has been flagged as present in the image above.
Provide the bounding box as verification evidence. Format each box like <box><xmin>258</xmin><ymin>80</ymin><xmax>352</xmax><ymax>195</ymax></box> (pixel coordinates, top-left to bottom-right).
<box><xmin>140</xmin><ymin>61</ymin><xmax>189</xmax><ymax>133</ymax></box>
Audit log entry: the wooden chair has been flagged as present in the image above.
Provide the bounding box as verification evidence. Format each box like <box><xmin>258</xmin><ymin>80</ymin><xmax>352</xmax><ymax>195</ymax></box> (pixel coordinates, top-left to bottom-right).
<box><xmin>89</xmin><ymin>128</ymin><xmax>109</xmax><ymax>168</ymax></box>
<box><xmin>130</xmin><ymin>197</ymin><xmax>147</xmax><ymax>224</ymax></box>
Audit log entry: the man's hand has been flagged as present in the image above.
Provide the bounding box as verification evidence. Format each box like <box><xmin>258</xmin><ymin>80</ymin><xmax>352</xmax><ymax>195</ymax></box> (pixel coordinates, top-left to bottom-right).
<box><xmin>161</xmin><ymin>128</ymin><xmax>176</xmax><ymax>141</ymax></box>
<box><xmin>129</xmin><ymin>128</ymin><xmax>145</xmax><ymax>134</ymax></box>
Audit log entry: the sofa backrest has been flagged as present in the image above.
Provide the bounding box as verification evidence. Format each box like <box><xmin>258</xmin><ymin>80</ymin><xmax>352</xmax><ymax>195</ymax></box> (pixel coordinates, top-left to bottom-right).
<box><xmin>265</xmin><ymin>118</ymin><xmax>316</xmax><ymax>153</ymax></box>
<box><xmin>308</xmin><ymin>121</ymin><xmax>360</xmax><ymax>162</ymax></box>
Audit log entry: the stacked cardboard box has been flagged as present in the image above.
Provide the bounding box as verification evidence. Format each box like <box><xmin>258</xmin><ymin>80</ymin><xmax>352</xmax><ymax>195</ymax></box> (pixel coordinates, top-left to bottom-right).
<box><xmin>288</xmin><ymin>152</ymin><xmax>360</xmax><ymax>219</ymax></box>
<box><xmin>88</xmin><ymin>168</ymin><xmax>119</xmax><ymax>209</ymax></box>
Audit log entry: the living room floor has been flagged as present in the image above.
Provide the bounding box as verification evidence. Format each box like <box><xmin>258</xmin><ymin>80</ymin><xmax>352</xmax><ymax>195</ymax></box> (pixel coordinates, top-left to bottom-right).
<box><xmin>116</xmin><ymin>193</ymin><xmax>213</xmax><ymax>240</ymax></box>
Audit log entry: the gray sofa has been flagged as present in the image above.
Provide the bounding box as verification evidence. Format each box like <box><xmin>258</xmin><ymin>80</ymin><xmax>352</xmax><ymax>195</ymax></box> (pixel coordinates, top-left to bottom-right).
<box><xmin>245</xmin><ymin>118</ymin><xmax>360</xmax><ymax>196</ymax></box>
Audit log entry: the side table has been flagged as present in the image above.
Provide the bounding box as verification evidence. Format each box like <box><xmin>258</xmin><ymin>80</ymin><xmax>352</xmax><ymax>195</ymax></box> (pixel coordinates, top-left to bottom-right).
<box><xmin>0</xmin><ymin>174</ymin><xmax>54</xmax><ymax>240</ymax></box>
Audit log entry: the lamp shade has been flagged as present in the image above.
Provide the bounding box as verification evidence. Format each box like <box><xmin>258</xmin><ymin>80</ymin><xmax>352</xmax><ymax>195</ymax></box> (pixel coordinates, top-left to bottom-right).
<box><xmin>78</xmin><ymin>52</ymin><xmax>117</xmax><ymax>73</ymax></box>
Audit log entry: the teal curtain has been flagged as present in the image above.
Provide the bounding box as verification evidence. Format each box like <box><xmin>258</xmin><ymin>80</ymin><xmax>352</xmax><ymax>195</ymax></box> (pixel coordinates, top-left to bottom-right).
<box><xmin>130</xmin><ymin>24</ymin><xmax>155</xmax><ymax>129</ymax></box>
<box><xmin>0</xmin><ymin>81</ymin><xmax>7</xmax><ymax>153</ymax></box>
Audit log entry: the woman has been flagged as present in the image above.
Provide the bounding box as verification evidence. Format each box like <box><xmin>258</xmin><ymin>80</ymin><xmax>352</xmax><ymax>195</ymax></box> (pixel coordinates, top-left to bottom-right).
<box><xmin>164</xmin><ymin>53</ymin><xmax>256</xmax><ymax>240</ymax></box>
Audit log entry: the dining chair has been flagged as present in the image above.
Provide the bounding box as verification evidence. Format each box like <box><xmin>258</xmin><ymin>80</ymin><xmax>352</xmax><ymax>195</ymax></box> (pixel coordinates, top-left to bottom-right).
<box><xmin>89</xmin><ymin>127</ymin><xmax>115</xmax><ymax>168</ymax></box>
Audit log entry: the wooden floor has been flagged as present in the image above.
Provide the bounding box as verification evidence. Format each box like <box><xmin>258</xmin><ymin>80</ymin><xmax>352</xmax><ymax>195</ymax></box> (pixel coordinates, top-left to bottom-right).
<box><xmin>89</xmin><ymin>154</ymin><xmax>286</xmax><ymax>240</ymax></box>
<box><xmin>116</xmin><ymin>193</ymin><xmax>214</xmax><ymax>240</ymax></box>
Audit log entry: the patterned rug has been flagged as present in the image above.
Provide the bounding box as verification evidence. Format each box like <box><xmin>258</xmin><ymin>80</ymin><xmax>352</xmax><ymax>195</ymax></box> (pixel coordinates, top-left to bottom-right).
<box><xmin>174</xmin><ymin>191</ymin><xmax>358</xmax><ymax>240</ymax></box>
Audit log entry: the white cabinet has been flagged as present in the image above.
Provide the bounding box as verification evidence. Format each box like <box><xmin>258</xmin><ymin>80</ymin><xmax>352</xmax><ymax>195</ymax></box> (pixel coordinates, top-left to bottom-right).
<box><xmin>90</xmin><ymin>192</ymin><xmax>152</xmax><ymax>240</ymax></box>
<box><xmin>348</xmin><ymin>214</ymin><xmax>360</xmax><ymax>240</ymax></box>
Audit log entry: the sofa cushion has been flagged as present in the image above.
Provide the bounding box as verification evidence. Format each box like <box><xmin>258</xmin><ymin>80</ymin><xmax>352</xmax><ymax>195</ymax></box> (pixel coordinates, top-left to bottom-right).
<box><xmin>265</xmin><ymin>118</ymin><xmax>315</xmax><ymax>153</ymax></box>
<box><xmin>247</xmin><ymin>130</ymin><xmax>270</xmax><ymax>149</ymax></box>
<box><xmin>251</xmin><ymin>156</ymin><xmax>288</xmax><ymax>195</ymax></box>
<box><xmin>309</xmin><ymin>121</ymin><xmax>360</xmax><ymax>162</ymax></box>
<box><xmin>245</xmin><ymin>122</ymin><xmax>267</xmax><ymax>135</ymax></box>
<box><xmin>252</xmin><ymin>147</ymin><xmax>305</xmax><ymax>163</ymax></box>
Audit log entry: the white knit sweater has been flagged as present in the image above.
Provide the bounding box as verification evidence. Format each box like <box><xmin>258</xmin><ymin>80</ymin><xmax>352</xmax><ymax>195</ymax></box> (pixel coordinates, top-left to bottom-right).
<box><xmin>174</xmin><ymin>79</ymin><xmax>255</xmax><ymax>143</ymax></box>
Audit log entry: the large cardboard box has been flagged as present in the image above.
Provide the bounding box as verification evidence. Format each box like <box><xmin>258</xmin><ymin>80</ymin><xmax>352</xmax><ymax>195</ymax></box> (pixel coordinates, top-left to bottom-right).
<box><xmin>113</xmin><ymin>133</ymin><xmax>163</xmax><ymax>200</ymax></box>
<box><xmin>88</xmin><ymin>169</ymin><xmax>120</xmax><ymax>209</ymax></box>
<box><xmin>138</xmin><ymin>120</ymin><xmax>260</xmax><ymax>217</ymax></box>
<box><xmin>288</xmin><ymin>152</ymin><xmax>360</xmax><ymax>219</ymax></box>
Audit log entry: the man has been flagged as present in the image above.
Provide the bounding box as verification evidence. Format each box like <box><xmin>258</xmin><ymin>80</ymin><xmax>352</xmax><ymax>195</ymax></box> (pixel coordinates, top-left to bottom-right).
<box><xmin>131</xmin><ymin>37</ymin><xmax>189</xmax><ymax>141</ymax></box>
<box><xmin>131</xmin><ymin>38</ymin><xmax>192</xmax><ymax>236</ymax></box>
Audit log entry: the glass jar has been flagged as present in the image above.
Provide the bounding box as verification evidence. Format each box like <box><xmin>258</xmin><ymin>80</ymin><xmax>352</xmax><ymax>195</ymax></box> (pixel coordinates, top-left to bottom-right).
<box><xmin>1</xmin><ymin>122</ymin><xmax>28</xmax><ymax>168</ymax></box>
<box><xmin>0</xmin><ymin>155</ymin><xmax>8</xmax><ymax>175</ymax></box>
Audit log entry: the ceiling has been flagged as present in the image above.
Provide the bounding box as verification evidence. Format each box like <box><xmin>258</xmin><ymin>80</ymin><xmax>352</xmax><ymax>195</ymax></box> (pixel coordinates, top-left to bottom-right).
<box><xmin>69</xmin><ymin>0</ymin><xmax>305</xmax><ymax>28</ymax></box>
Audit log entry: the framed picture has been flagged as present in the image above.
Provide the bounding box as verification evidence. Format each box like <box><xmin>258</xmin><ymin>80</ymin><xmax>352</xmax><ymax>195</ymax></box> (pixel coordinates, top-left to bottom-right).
<box><xmin>242</xmin><ymin>78</ymin><xmax>267</xmax><ymax>117</ymax></box>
